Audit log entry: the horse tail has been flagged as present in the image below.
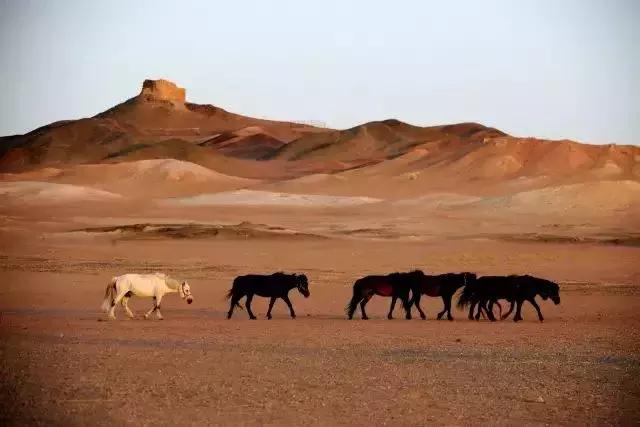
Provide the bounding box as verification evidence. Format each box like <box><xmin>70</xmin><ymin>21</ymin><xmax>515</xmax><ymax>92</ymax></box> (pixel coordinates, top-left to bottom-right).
<box><xmin>345</xmin><ymin>279</ymin><xmax>363</xmax><ymax>315</ymax></box>
<box><xmin>457</xmin><ymin>285</ymin><xmax>473</xmax><ymax>309</ymax></box>
<box><xmin>101</xmin><ymin>277</ymin><xmax>117</xmax><ymax>312</ymax></box>
<box><xmin>225</xmin><ymin>279</ymin><xmax>244</xmax><ymax>310</ymax></box>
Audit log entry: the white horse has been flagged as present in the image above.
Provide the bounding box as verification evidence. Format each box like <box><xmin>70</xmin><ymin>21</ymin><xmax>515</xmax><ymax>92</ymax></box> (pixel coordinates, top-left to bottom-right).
<box><xmin>101</xmin><ymin>273</ymin><xmax>193</xmax><ymax>320</ymax></box>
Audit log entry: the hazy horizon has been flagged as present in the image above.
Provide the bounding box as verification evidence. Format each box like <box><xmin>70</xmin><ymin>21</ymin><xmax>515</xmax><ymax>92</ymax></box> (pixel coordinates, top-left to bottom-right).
<box><xmin>0</xmin><ymin>0</ymin><xmax>638</xmax><ymax>145</ymax></box>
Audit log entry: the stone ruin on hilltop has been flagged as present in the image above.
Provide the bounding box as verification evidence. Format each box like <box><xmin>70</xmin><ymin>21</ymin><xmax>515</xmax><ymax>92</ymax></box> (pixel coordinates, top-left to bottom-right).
<box><xmin>139</xmin><ymin>79</ymin><xmax>186</xmax><ymax>103</ymax></box>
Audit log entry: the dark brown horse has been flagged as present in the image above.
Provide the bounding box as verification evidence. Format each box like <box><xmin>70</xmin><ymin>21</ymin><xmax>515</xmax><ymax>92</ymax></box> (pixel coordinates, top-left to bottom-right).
<box><xmin>346</xmin><ymin>270</ymin><xmax>425</xmax><ymax>320</ymax></box>
<box><xmin>411</xmin><ymin>272</ymin><xmax>477</xmax><ymax>320</ymax></box>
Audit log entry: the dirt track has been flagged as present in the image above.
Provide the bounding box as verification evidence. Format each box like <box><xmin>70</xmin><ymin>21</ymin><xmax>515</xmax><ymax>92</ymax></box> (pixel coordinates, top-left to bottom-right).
<box><xmin>1</xmin><ymin>234</ymin><xmax>639</xmax><ymax>426</ymax></box>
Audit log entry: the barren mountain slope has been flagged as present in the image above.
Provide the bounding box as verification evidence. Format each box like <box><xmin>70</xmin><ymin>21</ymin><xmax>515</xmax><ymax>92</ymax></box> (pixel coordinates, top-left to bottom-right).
<box><xmin>0</xmin><ymin>79</ymin><xmax>328</xmax><ymax>172</ymax></box>
<box><xmin>1</xmin><ymin>79</ymin><xmax>639</xmax><ymax>201</ymax></box>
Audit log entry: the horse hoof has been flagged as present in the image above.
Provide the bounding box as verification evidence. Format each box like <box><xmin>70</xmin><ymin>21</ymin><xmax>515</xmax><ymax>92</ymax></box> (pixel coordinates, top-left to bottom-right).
<box><xmin>267</xmin><ymin>316</ymin><xmax>272</xmax><ymax>320</ymax></box>
<box><xmin>387</xmin><ymin>316</ymin><xmax>393</xmax><ymax>320</ymax></box>
<box><xmin>249</xmin><ymin>317</ymin><xmax>257</xmax><ymax>320</ymax></box>
<box><xmin>362</xmin><ymin>317</ymin><xmax>369</xmax><ymax>320</ymax></box>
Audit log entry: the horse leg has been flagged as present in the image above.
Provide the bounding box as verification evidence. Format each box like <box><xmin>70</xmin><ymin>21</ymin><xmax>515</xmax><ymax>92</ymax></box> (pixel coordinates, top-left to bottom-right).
<box><xmin>494</xmin><ymin>300</ymin><xmax>503</xmax><ymax>320</ymax></box>
<box><xmin>413</xmin><ymin>294</ymin><xmax>426</xmax><ymax>320</ymax></box>
<box><xmin>528</xmin><ymin>297</ymin><xmax>544</xmax><ymax>322</ymax></box>
<box><xmin>360</xmin><ymin>295</ymin><xmax>372</xmax><ymax>320</ymax></box>
<box><xmin>486</xmin><ymin>300</ymin><xmax>497</xmax><ymax>321</ymax></box>
<box><xmin>283</xmin><ymin>295</ymin><xmax>296</xmax><ymax>319</ymax></box>
<box><xmin>501</xmin><ymin>300</ymin><xmax>515</xmax><ymax>320</ymax></box>
<box><xmin>437</xmin><ymin>296</ymin><xmax>447</xmax><ymax>320</ymax></box>
<box><xmin>513</xmin><ymin>299</ymin><xmax>524</xmax><ymax>322</ymax></box>
<box><xmin>479</xmin><ymin>298</ymin><xmax>492</xmax><ymax>320</ymax></box>
<box><xmin>402</xmin><ymin>296</ymin><xmax>412</xmax><ymax>320</ymax></box>
<box><xmin>109</xmin><ymin>289</ymin><xmax>128</xmax><ymax>320</ymax></box>
<box><xmin>468</xmin><ymin>301</ymin><xmax>477</xmax><ymax>320</ymax></box>
<box><xmin>266</xmin><ymin>297</ymin><xmax>277</xmax><ymax>320</ymax></box>
<box><xmin>387</xmin><ymin>296</ymin><xmax>397</xmax><ymax>320</ymax></box>
<box><xmin>144</xmin><ymin>297</ymin><xmax>157</xmax><ymax>319</ymax></box>
<box><xmin>245</xmin><ymin>294</ymin><xmax>257</xmax><ymax>320</ymax></box>
<box><xmin>154</xmin><ymin>294</ymin><xmax>164</xmax><ymax>320</ymax></box>
<box><xmin>122</xmin><ymin>297</ymin><xmax>134</xmax><ymax>319</ymax></box>
<box><xmin>474</xmin><ymin>299</ymin><xmax>484</xmax><ymax>321</ymax></box>
<box><xmin>443</xmin><ymin>295</ymin><xmax>454</xmax><ymax>321</ymax></box>
<box><xmin>477</xmin><ymin>298</ymin><xmax>491</xmax><ymax>321</ymax></box>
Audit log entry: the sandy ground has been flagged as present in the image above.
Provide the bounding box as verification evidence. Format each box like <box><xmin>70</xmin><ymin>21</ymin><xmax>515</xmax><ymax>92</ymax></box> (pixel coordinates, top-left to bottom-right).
<box><xmin>1</xmin><ymin>198</ymin><xmax>639</xmax><ymax>426</ymax></box>
<box><xmin>3</xmin><ymin>80</ymin><xmax>640</xmax><ymax>426</ymax></box>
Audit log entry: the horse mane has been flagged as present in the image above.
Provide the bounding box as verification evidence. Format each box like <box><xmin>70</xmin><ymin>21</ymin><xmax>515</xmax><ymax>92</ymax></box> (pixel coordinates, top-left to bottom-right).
<box><xmin>270</xmin><ymin>272</ymin><xmax>301</xmax><ymax>284</ymax></box>
<box><xmin>515</xmin><ymin>275</ymin><xmax>559</xmax><ymax>293</ymax></box>
<box><xmin>272</xmin><ymin>272</ymin><xmax>293</xmax><ymax>278</ymax></box>
<box><xmin>435</xmin><ymin>272</ymin><xmax>475</xmax><ymax>285</ymax></box>
<box><xmin>535</xmin><ymin>276</ymin><xmax>559</xmax><ymax>291</ymax></box>
<box><xmin>164</xmin><ymin>276</ymin><xmax>181</xmax><ymax>290</ymax></box>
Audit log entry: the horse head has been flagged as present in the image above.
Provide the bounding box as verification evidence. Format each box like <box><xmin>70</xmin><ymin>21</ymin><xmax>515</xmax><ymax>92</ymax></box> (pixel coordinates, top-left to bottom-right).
<box><xmin>408</xmin><ymin>270</ymin><xmax>425</xmax><ymax>280</ymax></box>
<box><xmin>296</xmin><ymin>274</ymin><xmax>310</xmax><ymax>298</ymax></box>
<box><xmin>180</xmin><ymin>281</ymin><xmax>194</xmax><ymax>304</ymax></box>
<box><xmin>533</xmin><ymin>276</ymin><xmax>560</xmax><ymax>305</ymax></box>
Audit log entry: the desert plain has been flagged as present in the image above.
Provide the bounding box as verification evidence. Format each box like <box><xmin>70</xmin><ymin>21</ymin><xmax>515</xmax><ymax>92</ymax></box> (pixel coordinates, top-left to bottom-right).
<box><xmin>1</xmin><ymin>80</ymin><xmax>639</xmax><ymax>426</ymax></box>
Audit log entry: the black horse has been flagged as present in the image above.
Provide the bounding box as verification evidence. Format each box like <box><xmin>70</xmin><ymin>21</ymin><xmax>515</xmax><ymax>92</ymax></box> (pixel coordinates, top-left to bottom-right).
<box><xmin>457</xmin><ymin>275</ymin><xmax>561</xmax><ymax>322</ymax></box>
<box><xmin>457</xmin><ymin>276</ymin><xmax>522</xmax><ymax>321</ymax></box>
<box><xmin>346</xmin><ymin>270</ymin><xmax>425</xmax><ymax>320</ymax></box>
<box><xmin>226</xmin><ymin>272</ymin><xmax>310</xmax><ymax>319</ymax></box>
<box><xmin>411</xmin><ymin>272</ymin><xmax>477</xmax><ymax>320</ymax></box>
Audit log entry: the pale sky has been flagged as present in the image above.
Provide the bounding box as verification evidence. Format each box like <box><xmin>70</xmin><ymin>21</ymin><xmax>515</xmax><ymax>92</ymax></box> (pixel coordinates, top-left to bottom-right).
<box><xmin>0</xmin><ymin>0</ymin><xmax>638</xmax><ymax>145</ymax></box>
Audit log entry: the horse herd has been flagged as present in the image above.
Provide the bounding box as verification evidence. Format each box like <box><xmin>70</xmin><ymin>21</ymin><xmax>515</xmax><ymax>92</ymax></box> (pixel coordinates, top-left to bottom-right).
<box><xmin>101</xmin><ymin>270</ymin><xmax>561</xmax><ymax>322</ymax></box>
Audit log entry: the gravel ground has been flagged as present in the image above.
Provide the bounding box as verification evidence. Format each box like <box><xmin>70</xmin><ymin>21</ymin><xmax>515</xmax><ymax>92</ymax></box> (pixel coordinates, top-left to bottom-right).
<box><xmin>1</xmin><ymin>235</ymin><xmax>639</xmax><ymax>426</ymax></box>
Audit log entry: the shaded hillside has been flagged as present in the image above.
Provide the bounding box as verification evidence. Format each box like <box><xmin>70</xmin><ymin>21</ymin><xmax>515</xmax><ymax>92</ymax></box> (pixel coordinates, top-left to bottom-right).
<box><xmin>268</xmin><ymin>120</ymin><xmax>505</xmax><ymax>163</ymax></box>
<box><xmin>0</xmin><ymin>79</ymin><xmax>326</xmax><ymax>172</ymax></box>
<box><xmin>198</xmin><ymin>126</ymin><xmax>288</xmax><ymax>159</ymax></box>
<box><xmin>258</xmin><ymin>135</ymin><xmax>640</xmax><ymax>198</ymax></box>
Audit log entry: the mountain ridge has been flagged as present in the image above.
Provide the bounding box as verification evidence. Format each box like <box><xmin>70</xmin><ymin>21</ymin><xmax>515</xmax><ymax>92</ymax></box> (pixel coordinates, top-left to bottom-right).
<box><xmin>1</xmin><ymin>79</ymin><xmax>638</xmax><ymax>193</ymax></box>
